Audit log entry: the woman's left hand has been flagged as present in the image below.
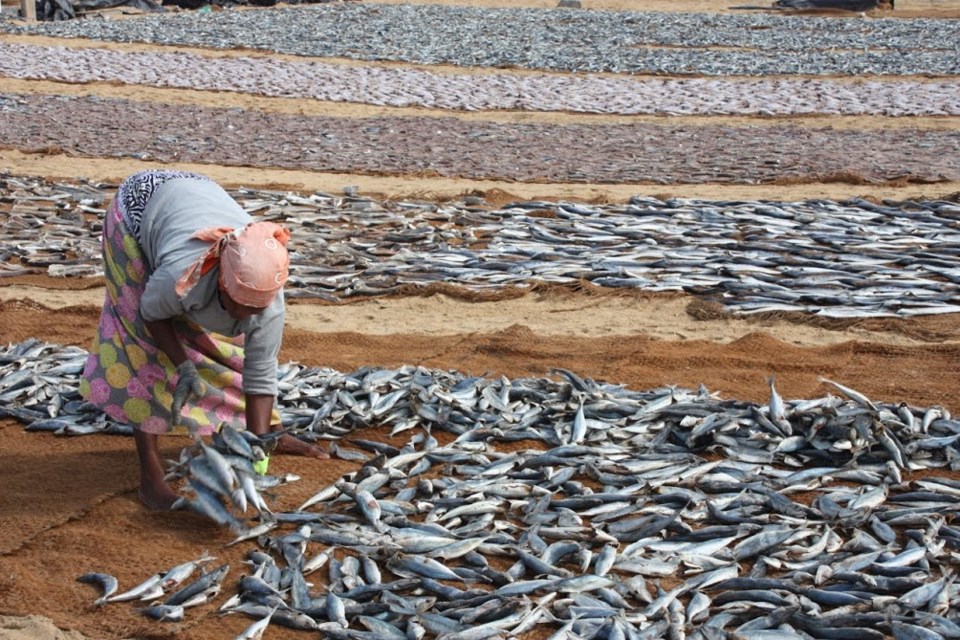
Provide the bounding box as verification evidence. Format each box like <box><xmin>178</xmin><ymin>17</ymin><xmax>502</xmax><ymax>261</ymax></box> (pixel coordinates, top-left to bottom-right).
<box><xmin>245</xmin><ymin>394</ymin><xmax>328</xmax><ymax>458</ymax></box>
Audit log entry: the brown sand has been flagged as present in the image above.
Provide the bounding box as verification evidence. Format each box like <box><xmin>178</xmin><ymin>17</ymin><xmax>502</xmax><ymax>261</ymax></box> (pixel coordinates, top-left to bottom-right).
<box><xmin>2</xmin><ymin>0</ymin><xmax>960</xmax><ymax>638</ymax></box>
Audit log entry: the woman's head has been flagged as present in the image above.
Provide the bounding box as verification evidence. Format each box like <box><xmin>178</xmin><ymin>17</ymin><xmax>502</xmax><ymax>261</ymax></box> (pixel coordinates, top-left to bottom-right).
<box><xmin>219</xmin><ymin>288</ymin><xmax>268</xmax><ymax>320</ymax></box>
<box><xmin>217</xmin><ymin>222</ymin><xmax>291</xmax><ymax>310</ymax></box>
<box><xmin>176</xmin><ymin>221</ymin><xmax>292</xmax><ymax>316</ymax></box>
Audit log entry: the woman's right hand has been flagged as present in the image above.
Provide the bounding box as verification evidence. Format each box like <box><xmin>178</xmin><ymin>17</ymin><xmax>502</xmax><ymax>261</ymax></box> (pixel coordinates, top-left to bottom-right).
<box><xmin>171</xmin><ymin>360</ymin><xmax>204</xmax><ymax>420</ymax></box>
<box><xmin>145</xmin><ymin>318</ymin><xmax>197</xmax><ymax>422</ymax></box>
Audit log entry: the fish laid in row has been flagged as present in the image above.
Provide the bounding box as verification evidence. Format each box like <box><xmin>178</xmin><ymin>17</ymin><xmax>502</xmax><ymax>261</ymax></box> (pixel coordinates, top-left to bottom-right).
<box><xmin>33</xmin><ymin>338</ymin><xmax>957</xmax><ymax>639</ymax></box>
<box><xmin>3</xmin><ymin>174</ymin><xmax>960</xmax><ymax>318</ymax></box>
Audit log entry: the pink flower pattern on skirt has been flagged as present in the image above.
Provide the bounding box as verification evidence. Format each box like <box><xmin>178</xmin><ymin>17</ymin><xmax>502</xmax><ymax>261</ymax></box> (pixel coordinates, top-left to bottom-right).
<box><xmin>86</xmin><ymin>378</ymin><xmax>111</xmax><ymax>405</ymax></box>
<box><xmin>125</xmin><ymin>377</ymin><xmax>152</xmax><ymax>400</ymax></box>
<box><xmin>138</xmin><ymin>363</ymin><xmax>166</xmax><ymax>386</ymax></box>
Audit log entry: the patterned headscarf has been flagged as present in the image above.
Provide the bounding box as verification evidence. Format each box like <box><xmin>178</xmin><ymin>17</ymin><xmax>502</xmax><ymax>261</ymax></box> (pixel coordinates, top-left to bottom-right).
<box><xmin>175</xmin><ymin>221</ymin><xmax>291</xmax><ymax>308</ymax></box>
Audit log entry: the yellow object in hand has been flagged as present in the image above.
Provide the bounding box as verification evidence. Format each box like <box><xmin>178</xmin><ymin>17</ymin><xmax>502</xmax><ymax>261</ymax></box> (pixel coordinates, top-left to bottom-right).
<box><xmin>253</xmin><ymin>455</ymin><xmax>270</xmax><ymax>476</ymax></box>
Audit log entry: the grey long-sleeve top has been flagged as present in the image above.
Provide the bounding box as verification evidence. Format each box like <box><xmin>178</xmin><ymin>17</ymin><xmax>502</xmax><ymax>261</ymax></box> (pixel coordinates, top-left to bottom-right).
<box><xmin>137</xmin><ymin>178</ymin><xmax>285</xmax><ymax>396</ymax></box>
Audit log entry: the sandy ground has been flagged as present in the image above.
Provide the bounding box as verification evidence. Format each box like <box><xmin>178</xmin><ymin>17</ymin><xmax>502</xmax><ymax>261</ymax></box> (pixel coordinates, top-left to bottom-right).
<box><xmin>1</xmin><ymin>0</ymin><xmax>960</xmax><ymax>639</ymax></box>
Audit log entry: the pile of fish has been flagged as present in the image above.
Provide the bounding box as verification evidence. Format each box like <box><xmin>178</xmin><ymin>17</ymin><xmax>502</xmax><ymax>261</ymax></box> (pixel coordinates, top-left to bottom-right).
<box><xmin>77</xmin><ymin>551</ymin><xmax>230</xmax><ymax>622</ymax></box>
<box><xmin>0</xmin><ymin>338</ymin><xmax>131</xmax><ymax>435</ymax></box>
<box><xmin>0</xmin><ymin>338</ymin><xmax>295</xmax><ymax>525</ymax></box>
<box><xmin>165</xmin><ymin>425</ymin><xmax>300</xmax><ymax>535</ymax></box>
<box><xmin>7</xmin><ymin>339</ymin><xmax>960</xmax><ymax>638</ymax></box>
<box><xmin>4</xmin><ymin>174</ymin><xmax>960</xmax><ymax>319</ymax></box>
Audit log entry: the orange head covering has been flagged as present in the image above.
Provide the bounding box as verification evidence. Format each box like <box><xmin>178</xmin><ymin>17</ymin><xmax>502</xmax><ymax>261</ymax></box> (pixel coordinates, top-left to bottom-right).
<box><xmin>175</xmin><ymin>221</ymin><xmax>291</xmax><ymax>308</ymax></box>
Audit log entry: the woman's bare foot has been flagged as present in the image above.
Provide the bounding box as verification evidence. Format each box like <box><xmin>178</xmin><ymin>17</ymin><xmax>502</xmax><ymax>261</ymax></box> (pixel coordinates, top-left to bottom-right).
<box><xmin>134</xmin><ymin>430</ymin><xmax>179</xmax><ymax>510</ymax></box>
<box><xmin>272</xmin><ymin>434</ymin><xmax>329</xmax><ymax>459</ymax></box>
<box><xmin>138</xmin><ymin>482</ymin><xmax>180</xmax><ymax>511</ymax></box>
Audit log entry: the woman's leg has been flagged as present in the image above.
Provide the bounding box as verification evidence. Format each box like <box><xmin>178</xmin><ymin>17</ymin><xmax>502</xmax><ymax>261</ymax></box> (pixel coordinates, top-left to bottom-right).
<box><xmin>134</xmin><ymin>430</ymin><xmax>179</xmax><ymax>510</ymax></box>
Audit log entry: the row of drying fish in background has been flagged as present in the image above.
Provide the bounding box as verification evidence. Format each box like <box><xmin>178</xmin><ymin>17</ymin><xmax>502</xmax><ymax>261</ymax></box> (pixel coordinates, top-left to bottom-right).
<box><xmin>6</xmin><ymin>96</ymin><xmax>955</xmax><ymax>185</ymax></box>
<box><xmin>3</xmin><ymin>174</ymin><xmax>960</xmax><ymax>319</ymax></box>
<box><xmin>1</xmin><ymin>42</ymin><xmax>958</xmax><ymax>117</ymax></box>
<box><xmin>7</xmin><ymin>338</ymin><xmax>960</xmax><ymax>638</ymax></box>
<box><xmin>3</xmin><ymin>4</ymin><xmax>958</xmax><ymax>77</ymax></box>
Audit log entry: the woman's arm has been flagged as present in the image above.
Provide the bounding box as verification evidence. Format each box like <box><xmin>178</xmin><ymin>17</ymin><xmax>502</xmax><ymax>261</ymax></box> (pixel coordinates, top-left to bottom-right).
<box><xmin>241</xmin><ymin>302</ymin><xmax>328</xmax><ymax>458</ymax></box>
<box><xmin>144</xmin><ymin>318</ymin><xmax>189</xmax><ymax>366</ymax></box>
<box><xmin>244</xmin><ymin>393</ymin><xmax>275</xmax><ymax>436</ymax></box>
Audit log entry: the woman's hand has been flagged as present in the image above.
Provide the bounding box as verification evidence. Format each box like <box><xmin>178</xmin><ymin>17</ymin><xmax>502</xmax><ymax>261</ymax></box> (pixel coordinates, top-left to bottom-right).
<box><xmin>144</xmin><ymin>318</ymin><xmax>197</xmax><ymax>423</ymax></box>
<box><xmin>246</xmin><ymin>393</ymin><xmax>330</xmax><ymax>459</ymax></box>
<box><xmin>171</xmin><ymin>360</ymin><xmax>204</xmax><ymax>420</ymax></box>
